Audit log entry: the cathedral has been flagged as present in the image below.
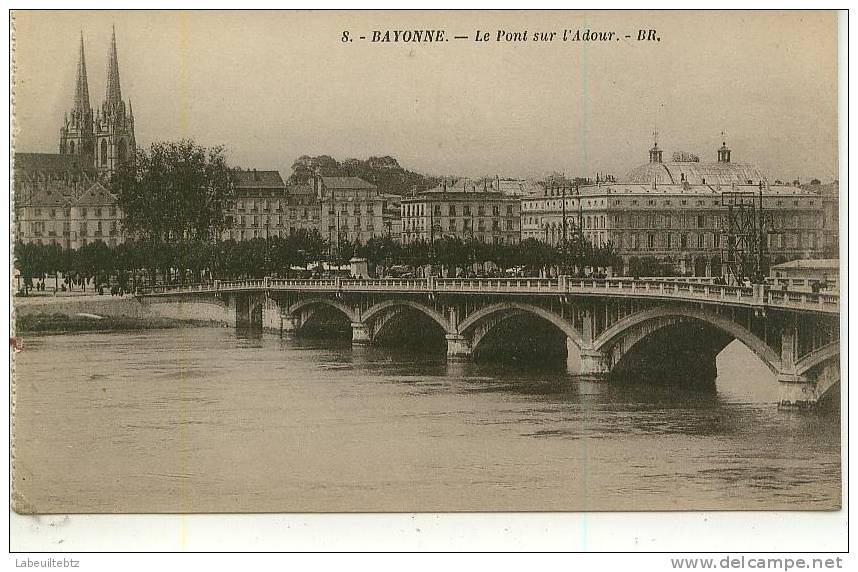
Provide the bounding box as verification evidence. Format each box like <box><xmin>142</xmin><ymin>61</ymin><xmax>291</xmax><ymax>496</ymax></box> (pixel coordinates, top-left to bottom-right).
<box><xmin>14</xmin><ymin>28</ymin><xmax>136</xmax><ymax>249</ymax></box>
<box><xmin>58</xmin><ymin>27</ymin><xmax>136</xmax><ymax>175</ymax></box>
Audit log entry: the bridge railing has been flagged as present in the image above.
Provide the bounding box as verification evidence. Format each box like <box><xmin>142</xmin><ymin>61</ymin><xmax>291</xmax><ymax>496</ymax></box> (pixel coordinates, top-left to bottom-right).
<box><xmin>340</xmin><ymin>279</ymin><xmax>430</xmax><ymax>291</ymax></box>
<box><xmin>138</xmin><ymin>276</ymin><xmax>838</xmax><ymax>314</ymax></box>
<box><xmin>767</xmin><ymin>289</ymin><xmax>840</xmax><ymax>312</ymax></box>
<box><xmin>434</xmin><ymin>278</ymin><xmax>557</xmax><ymax>292</ymax></box>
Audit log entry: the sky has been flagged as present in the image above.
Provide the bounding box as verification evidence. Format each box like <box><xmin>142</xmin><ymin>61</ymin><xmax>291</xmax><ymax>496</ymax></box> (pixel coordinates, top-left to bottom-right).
<box><xmin>12</xmin><ymin>10</ymin><xmax>840</xmax><ymax>182</ymax></box>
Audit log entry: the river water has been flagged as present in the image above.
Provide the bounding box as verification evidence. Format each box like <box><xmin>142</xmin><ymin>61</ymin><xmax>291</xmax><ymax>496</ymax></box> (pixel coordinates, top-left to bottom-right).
<box><xmin>13</xmin><ymin>327</ymin><xmax>840</xmax><ymax>513</ymax></box>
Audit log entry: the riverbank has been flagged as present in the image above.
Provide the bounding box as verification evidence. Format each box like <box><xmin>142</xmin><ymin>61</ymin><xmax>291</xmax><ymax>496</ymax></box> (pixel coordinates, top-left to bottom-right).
<box><xmin>15</xmin><ymin>312</ymin><xmax>221</xmax><ymax>334</ymax></box>
<box><xmin>13</xmin><ymin>294</ymin><xmax>232</xmax><ymax>333</ymax></box>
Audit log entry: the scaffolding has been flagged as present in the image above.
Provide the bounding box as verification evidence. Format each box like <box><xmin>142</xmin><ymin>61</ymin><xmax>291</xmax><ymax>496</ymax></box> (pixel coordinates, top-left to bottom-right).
<box><xmin>720</xmin><ymin>184</ymin><xmax>776</xmax><ymax>285</ymax></box>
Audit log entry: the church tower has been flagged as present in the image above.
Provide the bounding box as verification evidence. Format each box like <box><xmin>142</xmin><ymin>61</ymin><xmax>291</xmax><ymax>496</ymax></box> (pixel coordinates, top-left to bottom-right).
<box><xmin>94</xmin><ymin>26</ymin><xmax>136</xmax><ymax>176</ymax></box>
<box><xmin>59</xmin><ymin>32</ymin><xmax>96</xmax><ymax>165</ymax></box>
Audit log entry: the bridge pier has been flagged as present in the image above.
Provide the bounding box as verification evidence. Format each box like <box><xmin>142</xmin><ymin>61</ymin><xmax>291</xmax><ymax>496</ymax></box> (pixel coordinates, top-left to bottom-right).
<box><xmin>777</xmin><ymin>373</ymin><xmax>818</xmax><ymax>409</ymax></box>
<box><xmin>224</xmin><ymin>294</ymin><xmax>238</xmax><ymax>328</ymax></box>
<box><xmin>262</xmin><ymin>298</ymin><xmax>281</xmax><ymax>332</ymax></box>
<box><xmin>351</xmin><ymin>322</ymin><xmax>372</xmax><ymax>345</ymax></box>
<box><xmin>280</xmin><ymin>314</ymin><xmax>300</xmax><ymax>335</ymax></box>
<box><xmin>446</xmin><ymin>333</ymin><xmax>472</xmax><ymax>360</ymax></box>
<box><xmin>579</xmin><ymin>347</ymin><xmax>610</xmax><ymax>376</ymax></box>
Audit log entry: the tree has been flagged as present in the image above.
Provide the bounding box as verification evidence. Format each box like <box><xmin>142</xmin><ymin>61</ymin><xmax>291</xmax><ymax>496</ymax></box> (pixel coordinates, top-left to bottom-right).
<box><xmin>287</xmin><ymin>154</ymin><xmax>440</xmax><ymax>195</ymax></box>
<box><xmin>111</xmin><ymin>139</ymin><xmax>237</xmax><ymax>284</ymax></box>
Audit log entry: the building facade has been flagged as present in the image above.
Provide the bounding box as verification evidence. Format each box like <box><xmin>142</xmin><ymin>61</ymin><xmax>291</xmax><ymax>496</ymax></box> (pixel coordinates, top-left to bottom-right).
<box><xmin>400</xmin><ymin>181</ymin><xmax>521</xmax><ymax>245</ymax></box>
<box><xmin>317</xmin><ymin>176</ymin><xmax>401</xmax><ymax>247</ymax></box>
<box><xmin>13</xmin><ymin>154</ymin><xmax>124</xmax><ymax>249</ymax></box>
<box><xmin>224</xmin><ymin>170</ymin><xmax>323</xmax><ymax>241</ymax></box>
<box><xmin>521</xmin><ymin>140</ymin><xmax>838</xmax><ymax>276</ymax></box>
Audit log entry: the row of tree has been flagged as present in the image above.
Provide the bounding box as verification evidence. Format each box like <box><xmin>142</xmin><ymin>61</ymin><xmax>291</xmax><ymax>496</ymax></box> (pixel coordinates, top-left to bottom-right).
<box><xmin>14</xmin><ymin>232</ymin><xmax>623</xmax><ymax>293</ymax></box>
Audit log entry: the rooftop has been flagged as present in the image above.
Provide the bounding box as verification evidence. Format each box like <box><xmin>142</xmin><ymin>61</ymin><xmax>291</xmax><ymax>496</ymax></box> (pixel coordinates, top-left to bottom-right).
<box><xmin>14</xmin><ymin>152</ymin><xmax>94</xmax><ymax>177</ymax></box>
<box><xmin>771</xmin><ymin>259</ymin><xmax>839</xmax><ymax>270</ymax></box>
<box><xmin>623</xmin><ymin>161</ymin><xmax>769</xmax><ymax>186</ymax></box>
<box><xmin>321</xmin><ymin>176</ymin><xmax>377</xmax><ymax>190</ymax></box>
<box><xmin>403</xmin><ymin>191</ymin><xmax>518</xmax><ymax>202</ymax></box>
<box><xmin>233</xmin><ymin>169</ymin><xmax>285</xmax><ymax>188</ymax></box>
<box><xmin>286</xmin><ymin>184</ymin><xmax>314</xmax><ymax>195</ymax></box>
<box><xmin>523</xmin><ymin>182</ymin><xmax>821</xmax><ymax>199</ymax></box>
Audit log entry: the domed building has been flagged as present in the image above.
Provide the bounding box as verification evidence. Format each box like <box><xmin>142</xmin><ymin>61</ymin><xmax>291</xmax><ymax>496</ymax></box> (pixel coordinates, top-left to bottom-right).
<box><xmin>520</xmin><ymin>138</ymin><xmax>838</xmax><ymax>279</ymax></box>
<box><xmin>623</xmin><ymin>140</ymin><xmax>768</xmax><ymax>187</ymax></box>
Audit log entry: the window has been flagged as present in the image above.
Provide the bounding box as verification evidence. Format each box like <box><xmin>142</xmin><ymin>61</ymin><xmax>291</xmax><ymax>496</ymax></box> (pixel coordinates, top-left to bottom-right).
<box><xmin>667</xmin><ymin>234</ymin><xmax>673</xmax><ymax>249</ymax></box>
<box><xmin>506</xmin><ymin>220</ymin><xmax>514</xmax><ymax>230</ymax></box>
<box><xmin>648</xmin><ymin>234</ymin><xmax>655</xmax><ymax>250</ymax></box>
<box><xmin>95</xmin><ymin>208</ymin><xmax>102</xmax><ymax>217</ymax></box>
<box><xmin>492</xmin><ymin>205</ymin><xmax>500</xmax><ymax>216</ymax></box>
<box><xmin>698</xmin><ymin>234</ymin><xmax>705</xmax><ymax>249</ymax></box>
<box><xmin>463</xmin><ymin>205</ymin><xmax>471</xmax><ymax>216</ymax></box>
<box><xmin>697</xmin><ymin>215</ymin><xmax>705</xmax><ymax>228</ymax></box>
<box><xmin>713</xmin><ymin>233</ymin><xmax>720</xmax><ymax>249</ymax></box>
<box><xmin>109</xmin><ymin>207</ymin><xmax>116</xmax><ymax>217</ymax></box>
<box><xmin>680</xmin><ymin>234</ymin><xmax>688</xmax><ymax>249</ymax></box>
<box><xmin>34</xmin><ymin>208</ymin><xmax>41</xmax><ymax>217</ymax></box>
<box><xmin>81</xmin><ymin>208</ymin><xmax>88</xmax><ymax>217</ymax></box>
<box><xmin>449</xmin><ymin>205</ymin><xmax>457</xmax><ymax>216</ymax></box>
<box><xmin>506</xmin><ymin>205</ymin><xmax>514</xmax><ymax>216</ymax></box>
<box><xmin>478</xmin><ymin>206</ymin><xmax>485</xmax><ymax>216</ymax></box>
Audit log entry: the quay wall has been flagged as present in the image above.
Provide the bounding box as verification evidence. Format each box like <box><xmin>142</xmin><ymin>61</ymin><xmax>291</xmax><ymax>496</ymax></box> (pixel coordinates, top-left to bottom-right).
<box><xmin>13</xmin><ymin>295</ymin><xmax>232</xmax><ymax>326</ymax></box>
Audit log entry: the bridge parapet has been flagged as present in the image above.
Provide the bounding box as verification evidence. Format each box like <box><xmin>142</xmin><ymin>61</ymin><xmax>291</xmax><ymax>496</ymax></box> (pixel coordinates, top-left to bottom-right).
<box><xmin>137</xmin><ymin>277</ymin><xmax>839</xmax><ymax>315</ymax></box>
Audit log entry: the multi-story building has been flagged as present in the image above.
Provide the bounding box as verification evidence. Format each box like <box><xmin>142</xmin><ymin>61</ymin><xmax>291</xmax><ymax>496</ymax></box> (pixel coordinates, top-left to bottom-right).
<box><xmin>224</xmin><ymin>170</ymin><xmax>323</xmax><ymax>241</ymax></box>
<box><xmin>521</xmin><ymin>139</ymin><xmax>838</xmax><ymax>276</ymax></box>
<box><xmin>400</xmin><ymin>180</ymin><xmax>521</xmax><ymax>245</ymax></box>
<box><xmin>316</xmin><ymin>176</ymin><xmax>401</xmax><ymax>246</ymax></box>
<box><xmin>13</xmin><ymin>156</ymin><xmax>124</xmax><ymax>249</ymax></box>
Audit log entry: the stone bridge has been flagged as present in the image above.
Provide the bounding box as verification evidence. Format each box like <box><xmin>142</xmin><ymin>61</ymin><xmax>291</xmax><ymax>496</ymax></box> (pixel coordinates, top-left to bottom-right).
<box><xmin>139</xmin><ymin>277</ymin><xmax>841</xmax><ymax>409</ymax></box>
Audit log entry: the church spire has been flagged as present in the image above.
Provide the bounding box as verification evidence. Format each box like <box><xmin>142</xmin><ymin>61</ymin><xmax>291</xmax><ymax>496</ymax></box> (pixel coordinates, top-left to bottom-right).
<box><xmin>105</xmin><ymin>25</ymin><xmax>122</xmax><ymax>108</ymax></box>
<box><xmin>73</xmin><ymin>31</ymin><xmax>91</xmax><ymax>112</ymax></box>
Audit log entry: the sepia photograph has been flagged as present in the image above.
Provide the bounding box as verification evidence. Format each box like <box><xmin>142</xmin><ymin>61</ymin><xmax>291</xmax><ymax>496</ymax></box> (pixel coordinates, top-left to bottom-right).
<box><xmin>8</xmin><ymin>7</ymin><xmax>844</xmax><ymax>545</ymax></box>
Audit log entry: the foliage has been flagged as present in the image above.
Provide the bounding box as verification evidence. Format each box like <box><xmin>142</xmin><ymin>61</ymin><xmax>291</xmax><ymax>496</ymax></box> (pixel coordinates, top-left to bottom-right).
<box><xmin>288</xmin><ymin>155</ymin><xmax>440</xmax><ymax>196</ymax></box>
<box><xmin>111</xmin><ymin>139</ymin><xmax>237</xmax><ymax>243</ymax></box>
<box><xmin>14</xmin><ymin>231</ymin><xmax>630</xmax><ymax>294</ymax></box>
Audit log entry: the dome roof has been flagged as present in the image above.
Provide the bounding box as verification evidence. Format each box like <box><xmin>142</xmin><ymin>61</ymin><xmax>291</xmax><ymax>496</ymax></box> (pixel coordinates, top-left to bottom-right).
<box><xmin>623</xmin><ymin>161</ymin><xmax>768</xmax><ymax>186</ymax></box>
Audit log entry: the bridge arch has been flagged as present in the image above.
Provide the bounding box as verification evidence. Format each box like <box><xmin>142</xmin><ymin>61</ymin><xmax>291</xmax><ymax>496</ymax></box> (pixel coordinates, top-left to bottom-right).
<box><xmin>361</xmin><ymin>299</ymin><xmax>451</xmax><ymax>335</ymax></box>
<box><xmin>286</xmin><ymin>297</ymin><xmax>358</xmax><ymax>324</ymax></box>
<box><xmin>795</xmin><ymin>341</ymin><xmax>840</xmax><ymax>377</ymax></box>
<box><xmin>593</xmin><ymin>305</ymin><xmax>782</xmax><ymax>374</ymax></box>
<box><xmin>457</xmin><ymin>301</ymin><xmax>585</xmax><ymax>351</ymax></box>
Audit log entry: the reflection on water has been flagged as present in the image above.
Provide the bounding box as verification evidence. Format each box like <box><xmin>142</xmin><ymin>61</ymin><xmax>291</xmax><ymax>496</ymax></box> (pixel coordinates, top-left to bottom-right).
<box><xmin>13</xmin><ymin>328</ymin><xmax>840</xmax><ymax>513</ymax></box>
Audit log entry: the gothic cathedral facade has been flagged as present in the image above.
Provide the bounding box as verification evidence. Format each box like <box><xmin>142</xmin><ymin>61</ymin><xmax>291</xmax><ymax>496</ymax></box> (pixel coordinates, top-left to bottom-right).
<box><xmin>58</xmin><ymin>28</ymin><xmax>136</xmax><ymax>177</ymax></box>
